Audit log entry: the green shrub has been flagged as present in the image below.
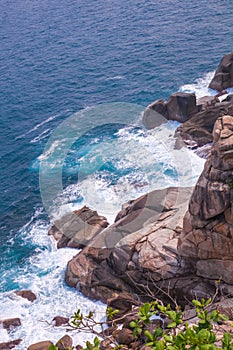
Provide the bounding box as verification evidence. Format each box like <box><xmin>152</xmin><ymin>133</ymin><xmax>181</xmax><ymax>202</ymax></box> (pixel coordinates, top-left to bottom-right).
<box><xmin>48</xmin><ymin>298</ymin><xmax>233</xmax><ymax>350</ymax></box>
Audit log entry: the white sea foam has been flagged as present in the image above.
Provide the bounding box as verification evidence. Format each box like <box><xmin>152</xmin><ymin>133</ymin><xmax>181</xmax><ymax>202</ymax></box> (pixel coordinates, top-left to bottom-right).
<box><xmin>105</xmin><ymin>75</ymin><xmax>124</xmax><ymax>80</ymax></box>
<box><xmin>0</xmin><ymin>219</ymin><xmax>106</xmax><ymax>349</ymax></box>
<box><xmin>51</xmin><ymin>121</ymin><xmax>205</xmax><ymax>224</ymax></box>
<box><xmin>30</xmin><ymin>128</ymin><xmax>53</xmax><ymax>143</ymax></box>
<box><xmin>180</xmin><ymin>71</ymin><xmax>215</xmax><ymax>98</ymax></box>
<box><xmin>15</xmin><ymin>113</ymin><xmax>61</xmax><ymax>140</ymax></box>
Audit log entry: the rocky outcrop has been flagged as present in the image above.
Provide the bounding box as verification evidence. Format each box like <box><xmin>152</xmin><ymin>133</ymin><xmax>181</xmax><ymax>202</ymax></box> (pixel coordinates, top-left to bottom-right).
<box><xmin>65</xmin><ymin>187</ymin><xmax>217</xmax><ymax>305</ymax></box>
<box><xmin>178</xmin><ymin>115</ymin><xmax>233</xmax><ymax>285</ymax></box>
<box><xmin>143</xmin><ymin>92</ymin><xmax>198</xmax><ymax>128</ymax></box>
<box><xmin>143</xmin><ymin>90</ymin><xmax>233</xmax><ymax>150</ymax></box>
<box><xmin>209</xmin><ymin>52</ymin><xmax>233</xmax><ymax>91</ymax></box>
<box><xmin>175</xmin><ymin>96</ymin><xmax>233</xmax><ymax>147</ymax></box>
<box><xmin>48</xmin><ymin>206</ymin><xmax>109</xmax><ymax>249</ymax></box>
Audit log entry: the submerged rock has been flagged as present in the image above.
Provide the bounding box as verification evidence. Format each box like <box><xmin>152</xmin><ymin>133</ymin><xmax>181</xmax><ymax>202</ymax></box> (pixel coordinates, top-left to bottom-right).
<box><xmin>209</xmin><ymin>52</ymin><xmax>233</xmax><ymax>91</ymax></box>
<box><xmin>48</xmin><ymin>206</ymin><xmax>109</xmax><ymax>249</ymax></box>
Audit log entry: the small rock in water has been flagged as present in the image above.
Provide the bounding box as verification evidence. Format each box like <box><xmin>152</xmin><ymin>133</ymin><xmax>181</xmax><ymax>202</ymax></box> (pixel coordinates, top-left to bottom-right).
<box><xmin>15</xmin><ymin>290</ymin><xmax>36</xmax><ymax>302</ymax></box>
<box><xmin>0</xmin><ymin>339</ymin><xmax>22</xmax><ymax>350</ymax></box>
<box><xmin>52</xmin><ymin>316</ymin><xmax>69</xmax><ymax>327</ymax></box>
<box><xmin>1</xmin><ymin>318</ymin><xmax>21</xmax><ymax>331</ymax></box>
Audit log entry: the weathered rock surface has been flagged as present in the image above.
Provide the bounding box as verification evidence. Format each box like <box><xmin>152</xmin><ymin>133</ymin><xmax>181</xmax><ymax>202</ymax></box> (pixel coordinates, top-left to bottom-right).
<box><xmin>15</xmin><ymin>290</ymin><xmax>36</xmax><ymax>302</ymax></box>
<box><xmin>178</xmin><ymin>115</ymin><xmax>233</xmax><ymax>284</ymax></box>
<box><xmin>48</xmin><ymin>206</ymin><xmax>109</xmax><ymax>249</ymax></box>
<box><xmin>65</xmin><ymin>187</ymin><xmax>218</xmax><ymax>304</ymax></box>
<box><xmin>209</xmin><ymin>52</ymin><xmax>233</xmax><ymax>91</ymax></box>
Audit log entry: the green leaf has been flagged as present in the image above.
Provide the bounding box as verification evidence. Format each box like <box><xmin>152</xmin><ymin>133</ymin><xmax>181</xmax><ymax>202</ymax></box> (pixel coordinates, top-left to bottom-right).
<box><xmin>192</xmin><ymin>300</ymin><xmax>202</xmax><ymax>308</ymax></box>
<box><xmin>144</xmin><ymin>329</ymin><xmax>153</xmax><ymax>341</ymax></box>
<box><xmin>167</xmin><ymin>321</ymin><xmax>177</xmax><ymax>328</ymax></box>
<box><xmin>48</xmin><ymin>346</ymin><xmax>58</xmax><ymax>350</ymax></box>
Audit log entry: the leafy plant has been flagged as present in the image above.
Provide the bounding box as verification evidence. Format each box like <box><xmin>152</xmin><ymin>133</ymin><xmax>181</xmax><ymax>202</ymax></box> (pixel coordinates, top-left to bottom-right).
<box><xmin>46</xmin><ymin>298</ymin><xmax>233</xmax><ymax>350</ymax></box>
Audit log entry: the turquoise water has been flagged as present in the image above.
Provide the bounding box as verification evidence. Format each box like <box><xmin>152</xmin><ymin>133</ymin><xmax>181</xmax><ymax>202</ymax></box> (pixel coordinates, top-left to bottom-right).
<box><xmin>0</xmin><ymin>0</ymin><xmax>232</xmax><ymax>347</ymax></box>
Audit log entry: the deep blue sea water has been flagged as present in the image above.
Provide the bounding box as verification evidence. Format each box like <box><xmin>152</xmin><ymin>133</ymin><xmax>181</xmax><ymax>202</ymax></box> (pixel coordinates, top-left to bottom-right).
<box><xmin>0</xmin><ymin>0</ymin><xmax>233</xmax><ymax>347</ymax></box>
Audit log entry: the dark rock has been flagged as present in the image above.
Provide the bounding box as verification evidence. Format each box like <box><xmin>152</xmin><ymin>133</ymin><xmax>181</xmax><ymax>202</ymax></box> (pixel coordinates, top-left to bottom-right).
<box><xmin>52</xmin><ymin>316</ymin><xmax>69</xmax><ymax>327</ymax></box>
<box><xmin>15</xmin><ymin>290</ymin><xmax>36</xmax><ymax>302</ymax></box>
<box><xmin>56</xmin><ymin>335</ymin><xmax>73</xmax><ymax>350</ymax></box>
<box><xmin>48</xmin><ymin>206</ymin><xmax>109</xmax><ymax>249</ymax></box>
<box><xmin>178</xmin><ymin>115</ymin><xmax>233</xmax><ymax>284</ymax></box>
<box><xmin>27</xmin><ymin>341</ymin><xmax>53</xmax><ymax>350</ymax></box>
<box><xmin>107</xmin><ymin>294</ymin><xmax>134</xmax><ymax>319</ymax></box>
<box><xmin>0</xmin><ymin>339</ymin><xmax>22</xmax><ymax>350</ymax></box>
<box><xmin>114</xmin><ymin>328</ymin><xmax>134</xmax><ymax>345</ymax></box>
<box><xmin>166</xmin><ymin>92</ymin><xmax>198</xmax><ymax>122</ymax></box>
<box><xmin>1</xmin><ymin>318</ymin><xmax>21</xmax><ymax>331</ymax></box>
<box><xmin>142</xmin><ymin>99</ymin><xmax>168</xmax><ymax>129</ymax></box>
<box><xmin>209</xmin><ymin>52</ymin><xmax>233</xmax><ymax>91</ymax></box>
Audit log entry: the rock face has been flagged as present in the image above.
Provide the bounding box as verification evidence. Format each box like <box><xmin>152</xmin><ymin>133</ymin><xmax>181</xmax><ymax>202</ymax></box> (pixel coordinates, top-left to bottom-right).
<box><xmin>209</xmin><ymin>52</ymin><xmax>233</xmax><ymax>91</ymax></box>
<box><xmin>176</xmin><ymin>96</ymin><xmax>233</xmax><ymax>147</ymax></box>
<box><xmin>178</xmin><ymin>115</ymin><xmax>233</xmax><ymax>285</ymax></box>
<box><xmin>65</xmin><ymin>187</ymin><xmax>217</xmax><ymax>304</ymax></box>
<box><xmin>143</xmin><ymin>90</ymin><xmax>233</xmax><ymax>151</ymax></box>
<box><xmin>48</xmin><ymin>206</ymin><xmax>109</xmax><ymax>249</ymax></box>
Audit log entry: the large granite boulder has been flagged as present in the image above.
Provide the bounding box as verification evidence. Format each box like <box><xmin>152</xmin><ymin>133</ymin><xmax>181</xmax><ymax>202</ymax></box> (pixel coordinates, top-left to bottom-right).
<box><xmin>48</xmin><ymin>206</ymin><xmax>109</xmax><ymax>249</ymax></box>
<box><xmin>65</xmin><ymin>187</ymin><xmax>217</xmax><ymax>305</ymax></box>
<box><xmin>143</xmin><ymin>92</ymin><xmax>198</xmax><ymax>128</ymax></box>
<box><xmin>209</xmin><ymin>52</ymin><xmax>233</xmax><ymax>91</ymax></box>
<box><xmin>178</xmin><ymin>115</ymin><xmax>233</xmax><ymax>285</ymax></box>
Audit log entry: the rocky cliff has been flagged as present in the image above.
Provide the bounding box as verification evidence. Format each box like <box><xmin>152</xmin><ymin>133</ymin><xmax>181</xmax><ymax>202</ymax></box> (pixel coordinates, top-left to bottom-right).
<box><xmin>178</xmin><ymin>115</ymin><xmax>233</xmax><ymax>285</ymax></box>
<box><xmin>62</xmin><ymin>115</ymin><xmax>233</xmax><ymax>306</ymax></box>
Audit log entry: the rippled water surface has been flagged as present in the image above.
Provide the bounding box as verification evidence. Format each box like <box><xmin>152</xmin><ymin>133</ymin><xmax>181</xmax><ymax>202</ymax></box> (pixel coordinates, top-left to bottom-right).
<box><xmin>0</xmin><ymin>0</ymin><xmax>232</xmax><ymax>347</ymax></box>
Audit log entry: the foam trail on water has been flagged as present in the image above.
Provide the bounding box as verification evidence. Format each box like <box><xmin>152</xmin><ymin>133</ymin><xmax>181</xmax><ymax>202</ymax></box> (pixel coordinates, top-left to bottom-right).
<box><xmin>15</xmin><ymin>113</ymin><xmax>62</xmax><ymax>140</ymax></box>
<box><xmin>30</xmin><ymin>128</ymin><xmax>53</xmax><ymax>143</ymax></box>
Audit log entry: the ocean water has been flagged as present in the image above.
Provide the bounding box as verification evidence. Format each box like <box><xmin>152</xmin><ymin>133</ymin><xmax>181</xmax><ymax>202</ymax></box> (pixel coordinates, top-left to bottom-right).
<box><xmin>0</xmin><ymin>0</ymin><xmax>233</xmax><ymax>347</ymax></box>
